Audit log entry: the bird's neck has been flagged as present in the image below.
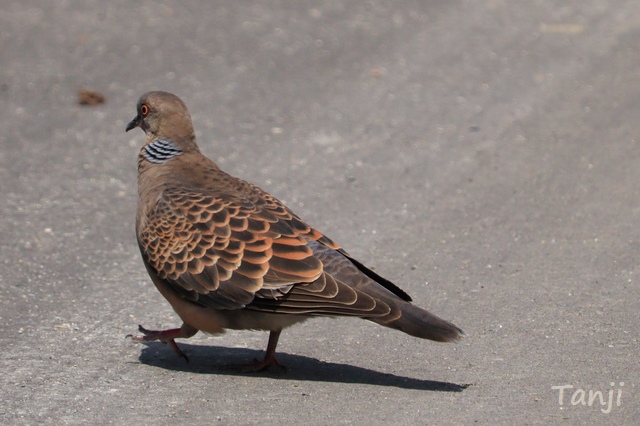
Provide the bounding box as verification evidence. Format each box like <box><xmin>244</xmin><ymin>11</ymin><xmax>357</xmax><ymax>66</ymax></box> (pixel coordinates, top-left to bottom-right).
<box><xmin>139</xmin><ymin>138</ymin><xmax>183</xmax><ymax>165</ymax></box>
<box><xmin>137</xmin><ymin>134</ymin><xmax>201</xmax><ymax>169</ymax></box>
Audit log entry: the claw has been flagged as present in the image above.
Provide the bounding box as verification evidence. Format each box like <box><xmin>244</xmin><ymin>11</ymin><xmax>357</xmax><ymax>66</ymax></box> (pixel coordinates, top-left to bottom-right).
<box><xmin>241</xmin><ymin>355</ymin><xmax>286</xmax><ymax>372</ymax></box>
<box><xmin>240</xmin><ymin>329</ymin><xmax>284</xmax><ymax>372</ymax></box>
<box><xmin>127</xmin><ymin>324</ymin><xmax>196</xmax><ymax>362</ymax></box>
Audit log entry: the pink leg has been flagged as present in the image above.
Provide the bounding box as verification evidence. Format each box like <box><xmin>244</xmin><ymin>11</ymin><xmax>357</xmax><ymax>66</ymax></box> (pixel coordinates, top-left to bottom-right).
<box><xmin>243</xmin><ymin>330</ymin><xmax>284</xmax><ymax>372</ymax></box>
<box><xmin>127</xmin><ymin>323</ymin><xmax>198</xmax><ymax>362</ymax></box>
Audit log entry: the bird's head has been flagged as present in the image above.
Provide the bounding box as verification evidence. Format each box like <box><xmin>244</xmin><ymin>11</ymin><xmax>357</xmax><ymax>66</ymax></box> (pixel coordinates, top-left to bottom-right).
<box><xmin>126</xmin><ymin>91</ymin><xmax>195</xmax><ymax>143</ymax></box>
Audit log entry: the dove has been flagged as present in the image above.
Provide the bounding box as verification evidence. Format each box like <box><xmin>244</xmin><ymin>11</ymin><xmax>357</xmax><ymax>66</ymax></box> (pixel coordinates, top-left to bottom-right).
<box><xmin>126</xmin><ymin>91</ymin><xmax>464</xmax><ymax>371</ymax></box>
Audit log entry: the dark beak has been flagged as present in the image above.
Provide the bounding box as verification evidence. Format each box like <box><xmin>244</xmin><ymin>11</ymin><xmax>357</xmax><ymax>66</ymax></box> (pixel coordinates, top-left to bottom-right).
<box><xmin>126</xmin><ymin>114</ymin><xmax>141</xmax><ymax>132</ymax></box>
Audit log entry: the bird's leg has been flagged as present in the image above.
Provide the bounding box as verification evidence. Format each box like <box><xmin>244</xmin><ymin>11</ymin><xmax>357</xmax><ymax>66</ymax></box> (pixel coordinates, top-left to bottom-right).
<box><xmin>243</xmin><ymin>329</ymin><xmax>284</xmax><ymax>372</ymax></box>
<box><xmin>127</xmin><ymin>323</ymin><xmax>198</xmax><ymax>362</ymax></box>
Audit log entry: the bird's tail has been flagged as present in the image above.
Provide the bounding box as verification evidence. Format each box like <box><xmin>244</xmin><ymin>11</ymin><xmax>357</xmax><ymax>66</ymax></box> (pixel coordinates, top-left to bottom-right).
<box><xmin>370</xmin><ymin>301</ymin><xmax>465</xmax><ymax>343</ymax></box>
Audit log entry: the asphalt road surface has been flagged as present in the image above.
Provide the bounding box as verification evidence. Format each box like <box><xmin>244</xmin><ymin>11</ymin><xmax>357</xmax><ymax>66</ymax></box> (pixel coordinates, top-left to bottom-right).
<box><xmin>1</xmin><ymin>1</ymin><xmax>638</xmax><ymax>424</ymax></box>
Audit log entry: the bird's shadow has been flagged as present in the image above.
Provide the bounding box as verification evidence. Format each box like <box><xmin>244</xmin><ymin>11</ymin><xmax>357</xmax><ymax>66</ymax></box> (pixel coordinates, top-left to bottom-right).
<box><xmin>133</xmin><ymin>342</ymin><xmax>470</xmax><ymax>392</ymax></box>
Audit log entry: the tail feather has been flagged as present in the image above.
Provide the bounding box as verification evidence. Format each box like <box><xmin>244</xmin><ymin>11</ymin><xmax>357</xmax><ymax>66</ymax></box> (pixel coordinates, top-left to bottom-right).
<box><xmin>307</xmin><ymin>240</ymin><xmax>463</xmax><ymax>342</ymax></box>
<box><xmin>372</xmin><ymin>301</ymin><xmax>465</xmax><ymax>343</ymax></box>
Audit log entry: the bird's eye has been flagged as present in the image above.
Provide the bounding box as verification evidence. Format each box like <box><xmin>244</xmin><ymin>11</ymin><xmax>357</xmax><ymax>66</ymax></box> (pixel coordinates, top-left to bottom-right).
<box><xmin>140</xmin><ymin>104</ymin><xmax>150</xmax><ymax>116</ymax></box>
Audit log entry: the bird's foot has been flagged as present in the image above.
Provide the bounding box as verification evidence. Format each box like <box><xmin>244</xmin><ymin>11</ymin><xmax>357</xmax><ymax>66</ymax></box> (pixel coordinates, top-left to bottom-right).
<box><xmin>241</xmin><ymin>354</ymin><xmax>286</xmax><ymax>372</ymax></box>
<box><xmin>127</xmin><ymin>324</ymin><xmax>190</xmax><ymax>362</ymax></box>
<box><xmin>237</xmin><ymin>329</ymin><xmax>285</xmax><ymax>372</ymax></box>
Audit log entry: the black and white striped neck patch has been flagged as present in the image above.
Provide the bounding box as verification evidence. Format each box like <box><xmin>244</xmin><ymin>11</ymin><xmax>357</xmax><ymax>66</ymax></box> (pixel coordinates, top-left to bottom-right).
<box><xmin>143</xmin><ymin>139</ymin><xmax>183</xmax><ymax>164</ymax></box>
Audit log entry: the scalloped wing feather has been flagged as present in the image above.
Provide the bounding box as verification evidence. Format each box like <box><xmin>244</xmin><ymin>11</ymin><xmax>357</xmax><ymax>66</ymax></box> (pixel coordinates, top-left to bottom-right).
<box><xmin>139</xmin><ymin>186</ymin><xmax>328</xmax><ymax>309</ymax></box>
<box><xmin>139</xmin><ymin>181</ymin><xmax>403</xmax><ymax>318</ymax></box>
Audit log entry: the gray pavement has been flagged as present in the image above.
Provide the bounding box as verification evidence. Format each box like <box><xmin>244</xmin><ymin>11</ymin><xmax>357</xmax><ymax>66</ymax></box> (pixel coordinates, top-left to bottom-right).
<box><xmin>1</xmin><ymin>1</ymin><xmax>638</xmax><ymax>424</ymax></box>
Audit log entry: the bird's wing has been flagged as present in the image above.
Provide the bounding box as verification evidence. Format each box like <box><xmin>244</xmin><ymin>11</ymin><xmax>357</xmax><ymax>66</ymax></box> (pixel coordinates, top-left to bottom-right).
<box><xmin>139</xmin><ymin>185</ymin><xmax>393</xmax><ymax>317</ymax></box>
<box><xmin>247</xmin><ymin>239</ymin><xmax>398</xmax><ymax>318</ymax></box>
<box><xmin>245</xmin><ymin>181</ymin><xmax>413</xmax><ymax>302</ymax></box>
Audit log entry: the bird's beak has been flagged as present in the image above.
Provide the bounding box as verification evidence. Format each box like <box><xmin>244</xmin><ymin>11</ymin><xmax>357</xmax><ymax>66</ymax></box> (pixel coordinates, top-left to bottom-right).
<box><xmin>126</xmin><ymin>114</ymin><xmax>141</xmax><ymax>132</ymax></box>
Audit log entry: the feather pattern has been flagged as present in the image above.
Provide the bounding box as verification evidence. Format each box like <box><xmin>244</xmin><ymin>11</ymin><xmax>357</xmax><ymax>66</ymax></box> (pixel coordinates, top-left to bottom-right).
<box><xmin>142</xmin><ymin>138</ymin><xmax>183</xmax><ymax>163</ymax></box>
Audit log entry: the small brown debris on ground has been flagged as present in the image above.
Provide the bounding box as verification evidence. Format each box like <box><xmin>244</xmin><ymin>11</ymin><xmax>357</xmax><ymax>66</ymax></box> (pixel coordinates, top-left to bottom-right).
<box><xmin>78</xmin><ymin>89</ymin><xmax>106</xmax><ymax>106</ymax></box>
